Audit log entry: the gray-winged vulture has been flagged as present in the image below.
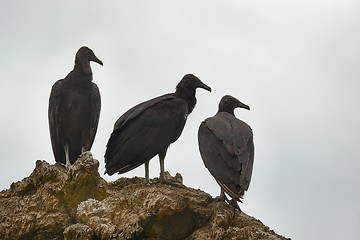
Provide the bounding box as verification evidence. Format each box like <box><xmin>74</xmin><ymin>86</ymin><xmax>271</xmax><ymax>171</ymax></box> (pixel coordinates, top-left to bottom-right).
<box><xmin>198</xmin><ymin>95</ymin><xmax>254</xmax><ymax>210</ymax></box>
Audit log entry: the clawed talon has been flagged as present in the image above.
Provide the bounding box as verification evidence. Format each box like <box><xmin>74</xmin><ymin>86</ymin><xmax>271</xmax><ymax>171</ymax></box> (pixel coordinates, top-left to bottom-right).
<box><xmin>229</xmin><ymin>198</ymin><xmax>241</xmax><ymax>211</ymax></box>
<box><xmin>213</xmin><ymin>190</ymin><xmax>241</xmax><ymax>211</ymax></box>
<box><xmin>213</xmin><ymin>189</ymin><xmax>228</xmax><ymax>202</ymax></box>
<box><xmin>144</xmin><ymin>180</ymin><xmax>152</xmax><ymax>186</ymax></box>
<box><xmin>54</xmin><ymin>162</ymin><xmax>66</xmax><ymax>169</ymax></box>
<box><xmin>159</xmin><ymin>176</ymin><xmax>181</xmax><ymax>187</ymax></box>
<box><xmin>213</xmin><ymin>195</ymin><xmax>227</xmax><ymax>202</ymax></box>
<box><xmin>54</xmin><ymin>162</ymin><xmax>71</xmax><ymax>175</ymax></box>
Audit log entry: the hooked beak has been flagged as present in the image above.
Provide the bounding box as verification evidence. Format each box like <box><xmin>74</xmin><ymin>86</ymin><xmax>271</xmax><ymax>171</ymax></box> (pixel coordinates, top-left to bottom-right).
<box><xmin>90</xmin><ymin>54</ymin><xmax>103</xmax><ymax>66</ymax></box>
<box><xmin>197</xmin><ymin>80</ymin><xmax>212</xmax><ymax>92</ymax></box>
<box><xmin>237</xmin><ymin>100</ymin><xmax>250</xmax><ymax>110</ymax></box>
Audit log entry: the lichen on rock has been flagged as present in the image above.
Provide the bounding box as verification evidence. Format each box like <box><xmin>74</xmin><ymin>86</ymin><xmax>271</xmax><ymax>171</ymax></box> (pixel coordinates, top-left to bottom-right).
<box><xmin>0</xmin><ymin>152</ymin><xmax>290</xmax><ymax>240</ymax></box>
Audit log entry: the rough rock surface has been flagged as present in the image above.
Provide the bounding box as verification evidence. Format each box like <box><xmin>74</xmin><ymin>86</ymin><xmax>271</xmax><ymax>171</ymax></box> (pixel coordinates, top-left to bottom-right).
<box><xmin>0</xmin><ymin>152</ymin><xmax>290</xmax><ymax>240</ymax></box>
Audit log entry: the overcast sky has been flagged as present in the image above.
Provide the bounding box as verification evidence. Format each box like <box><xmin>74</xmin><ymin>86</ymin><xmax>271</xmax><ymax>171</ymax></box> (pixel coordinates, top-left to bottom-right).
<box><xmin>1</xmin><ymin>1</ymin><xmax>360</xmax><ymax>239</ymax></box>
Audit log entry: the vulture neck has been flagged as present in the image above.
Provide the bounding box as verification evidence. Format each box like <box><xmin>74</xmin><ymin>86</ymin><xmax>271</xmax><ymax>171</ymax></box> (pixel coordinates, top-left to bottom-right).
<box><xmin>219</xmin><ymin>109</ymin><xmax>235</xmax><ymax>116</ymax></box>
<box><xmin>74</xmin><ymin>58</ymin><xmax>93</xmax><ymax>78</ymax></box>
<box><xmin>175</xmin><ymin>87</ymin><xmax>197</xmax><ymax>114</ymax></box>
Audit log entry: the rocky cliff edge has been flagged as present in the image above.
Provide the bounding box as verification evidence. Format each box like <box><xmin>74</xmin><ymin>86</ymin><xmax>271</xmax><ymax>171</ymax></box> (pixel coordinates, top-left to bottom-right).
<box><xmin>0</xmin><ymin>152</ymin><xmax>290</xmax><ymax>240</ymax></box>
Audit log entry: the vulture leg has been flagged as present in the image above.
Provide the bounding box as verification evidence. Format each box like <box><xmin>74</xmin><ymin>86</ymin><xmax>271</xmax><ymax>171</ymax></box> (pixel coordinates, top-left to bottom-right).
<box><xmin>214</xmin><ymin>189</ymin><xmax>240</xmax><ymax>210</ymax></box>
<box><xmin>214</xmin><ymin>188</ymin><xmax>228</xmax><ymax>202</ymax></box>
<box><xmin>158</xmin><ymin>151</ymin><xmax>179</xmax><ymax>186</ymax></box>
<box><xmin>144</xmin><ymin>161</ymin><xmax>151</xmax><ymax>185</ymax></box>
<box><xmin>229</xmin><ymin>198</ymin><xmax>241</xmax><ymax>211</ymax></box>
<box><xmin>64</xmin><ymin>143</ymin><xmax>71</xmax><ymax>170</ymax></box>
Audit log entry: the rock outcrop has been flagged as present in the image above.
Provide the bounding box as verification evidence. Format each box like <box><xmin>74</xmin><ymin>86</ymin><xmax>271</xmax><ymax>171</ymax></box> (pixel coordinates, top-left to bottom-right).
<box><xmin>0</xmin><ymin>152</ymin><xmax>289</xmax><ymax>240</ymax></box>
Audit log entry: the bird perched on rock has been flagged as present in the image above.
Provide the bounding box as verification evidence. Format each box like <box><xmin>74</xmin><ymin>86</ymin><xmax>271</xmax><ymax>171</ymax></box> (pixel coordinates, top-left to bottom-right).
<box><xmin>198</xmin><ymin>95</ymin><xmax>254</xmax><ymax>210</ymax></box>
<box><xmin>48</xmin><ymin>46</ymin><xmax>102</xmax><ymax>168</ymax></box>
<box><xmin>105</xmin><ymin>74</ymin><xmax>211</xmax><ymax>185</ymax></box>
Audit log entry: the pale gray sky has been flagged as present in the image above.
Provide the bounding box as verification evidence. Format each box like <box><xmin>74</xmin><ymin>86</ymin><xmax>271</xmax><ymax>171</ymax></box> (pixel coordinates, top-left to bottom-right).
<box><xmin>1</xmin><ymin>1</ymin><xmax>360</xmax><ymax>239</ymax></box>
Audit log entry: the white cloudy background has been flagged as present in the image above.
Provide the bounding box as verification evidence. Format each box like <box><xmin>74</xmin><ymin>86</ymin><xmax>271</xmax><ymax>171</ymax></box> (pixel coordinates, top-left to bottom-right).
<box><xmin>1</xmin><ymin>1</ymin><xmax>360</xmax><ymax>239</ymax></box>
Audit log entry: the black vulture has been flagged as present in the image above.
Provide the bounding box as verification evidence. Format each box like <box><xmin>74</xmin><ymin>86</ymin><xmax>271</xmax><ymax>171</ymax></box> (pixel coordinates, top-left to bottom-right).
<box><xmin>105</xmin><ymin>74</ymin><xmax>211</xmax><ymax>184</ymax></box>
<box><xmin>48</xmin><ymin>46</ymin><xmax>102</xmax><ymax>168</ymax></box>
<box><xmin>198</xmin><ymin>95</ymin><xmax>254</xmax><ymax>210</ymax></box>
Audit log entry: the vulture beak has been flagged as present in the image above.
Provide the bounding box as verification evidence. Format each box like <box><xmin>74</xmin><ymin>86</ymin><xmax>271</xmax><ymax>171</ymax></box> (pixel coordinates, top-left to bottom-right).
<box><xmin>90</xmin><ymin>54</ymin><xmax>103</xmax><ymax>66</ymax></box>
<box><xmin>237</xmin><ymin>100</ymin><xmax>250</xmax><ymax>111</ymax></box>
<box><xmin>197</xmin><ymin>80</ymin><xmax>212</xmax><ymax>92</ymax></box>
